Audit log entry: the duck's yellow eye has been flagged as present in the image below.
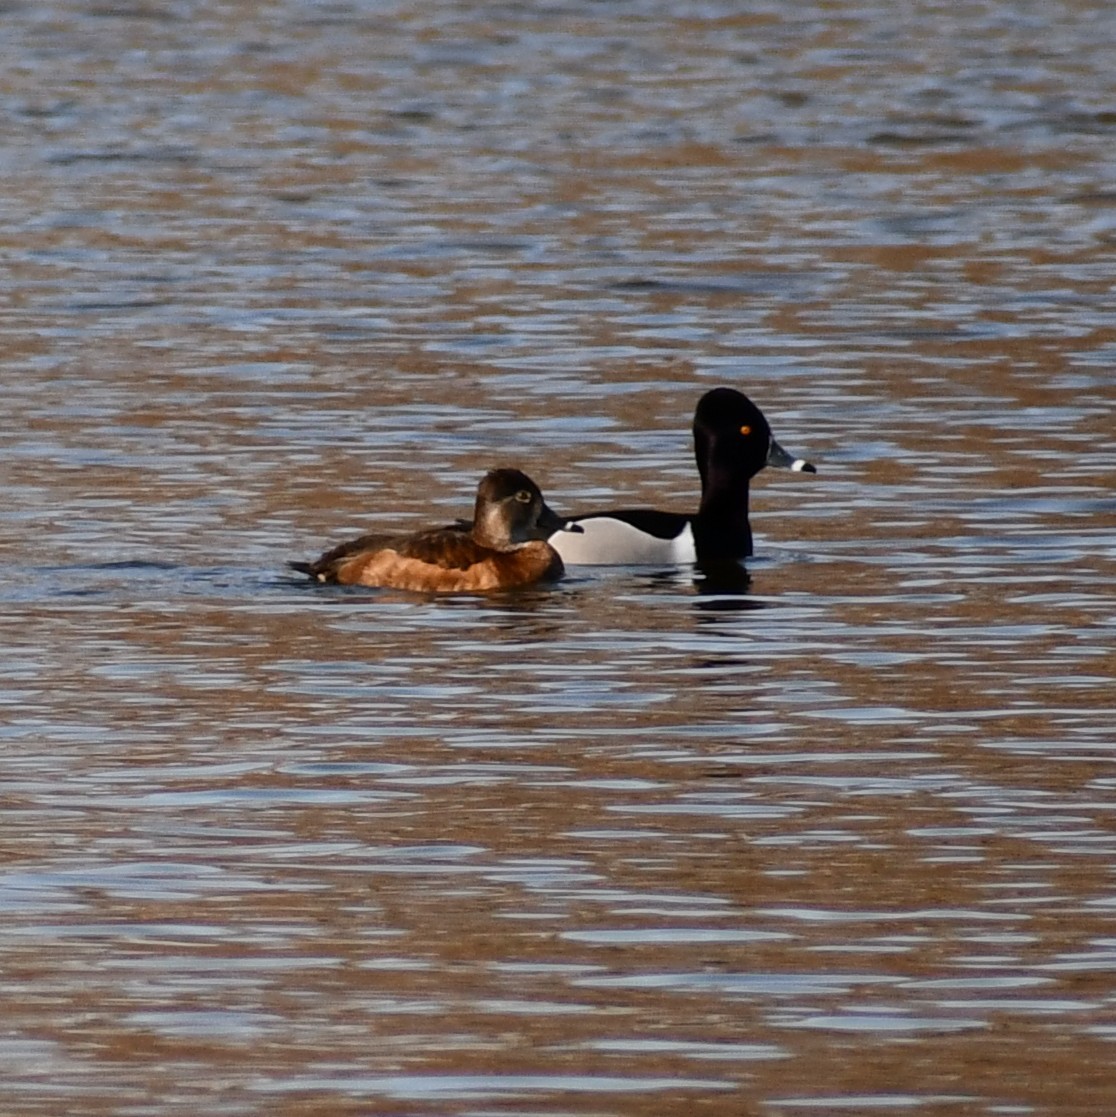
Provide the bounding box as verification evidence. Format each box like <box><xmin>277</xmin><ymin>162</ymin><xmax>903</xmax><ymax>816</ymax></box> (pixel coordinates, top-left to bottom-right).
<box><xmin>740</xmin><ymin>425</ymin><xmax>752</xmax><ymax>436</ymax></box>
<box><xmin>515</xmin><ymin>490</ymin><xmax>533</xmax><ymax>504</ymax></box>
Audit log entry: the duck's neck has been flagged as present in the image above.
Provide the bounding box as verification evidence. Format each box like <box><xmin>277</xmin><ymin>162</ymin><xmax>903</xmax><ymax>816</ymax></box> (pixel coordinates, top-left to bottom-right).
<box><xmin>694</xmin><ymin>464</ymin><xmax>753</xmax><ymax>560</ymax></box>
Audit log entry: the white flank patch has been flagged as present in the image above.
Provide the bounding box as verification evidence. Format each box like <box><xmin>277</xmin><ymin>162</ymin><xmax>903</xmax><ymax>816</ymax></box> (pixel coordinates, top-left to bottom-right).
<box><xmin>551</xmin><ymin>519</ymin><xmax>696</xmax><ymax>566</ymax></box>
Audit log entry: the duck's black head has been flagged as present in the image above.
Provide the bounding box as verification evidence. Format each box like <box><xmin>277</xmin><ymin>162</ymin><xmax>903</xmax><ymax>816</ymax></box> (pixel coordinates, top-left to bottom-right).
<box><xmin>692</xmin><ymin>388</ymin><xmax>816</xmax><ymax>490</ymax></box>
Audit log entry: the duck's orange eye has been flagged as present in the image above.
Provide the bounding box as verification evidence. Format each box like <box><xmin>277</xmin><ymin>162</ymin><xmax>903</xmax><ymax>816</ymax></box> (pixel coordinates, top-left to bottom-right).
<box><xmin>740</xmin><ymin>425</ymin><xmax>752</xmax><ymax>436</ymax></box>
<box><xmin>515</xmin><ymin>490</ymin><xmax>533</xmax><ymax>503</ymax></box>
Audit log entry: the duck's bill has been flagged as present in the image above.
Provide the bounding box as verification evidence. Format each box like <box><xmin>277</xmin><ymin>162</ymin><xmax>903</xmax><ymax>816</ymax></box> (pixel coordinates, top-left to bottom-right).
<box><xmin>767</xmin><ymin>437</ymin><xmax>816</xmax><ymax>473</ymax></box>
<box><xmin>539</xmin><ymin>504</ymin><xmax>585</xmax><ymax>534</ymax></box>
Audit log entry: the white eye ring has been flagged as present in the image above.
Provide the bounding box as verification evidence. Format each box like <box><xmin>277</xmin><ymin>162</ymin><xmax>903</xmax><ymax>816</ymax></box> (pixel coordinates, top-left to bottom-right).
<box><xmin>515</xmin><ymin>490</ymin><xmax>533</xmax><ymax>504</ymax></box>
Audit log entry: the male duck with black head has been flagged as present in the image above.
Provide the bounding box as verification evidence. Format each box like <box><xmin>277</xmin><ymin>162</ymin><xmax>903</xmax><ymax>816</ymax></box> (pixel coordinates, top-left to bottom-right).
<box><xmin>550</xmin><ymin>387</ymin><xmax>815</xmax><ymax>567</ymax></box>
<box><xmin>292</xmin><ymin>468</ymin><xmax>582</xmax><ymax>593</ymax></box>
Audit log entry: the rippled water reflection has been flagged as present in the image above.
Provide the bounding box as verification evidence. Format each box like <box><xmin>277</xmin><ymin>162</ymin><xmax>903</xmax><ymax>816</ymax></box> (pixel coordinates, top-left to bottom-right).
<box><xmin>3</xmin><ymin>1</ymin><xmax>1115</xmax><ymax>1114</ymax></box>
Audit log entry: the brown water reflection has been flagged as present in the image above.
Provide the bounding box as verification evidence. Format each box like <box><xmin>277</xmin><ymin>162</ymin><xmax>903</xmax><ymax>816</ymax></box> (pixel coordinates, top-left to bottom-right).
<box><xmin>3</xmin><ymin>1</ymin><xmax>1116</xmax><ymax>1114</ymax></box>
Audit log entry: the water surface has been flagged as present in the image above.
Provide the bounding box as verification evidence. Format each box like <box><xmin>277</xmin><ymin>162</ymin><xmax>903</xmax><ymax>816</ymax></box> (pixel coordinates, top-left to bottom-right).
<box><xmin>2</xmin><ymin>1</ymin><xmax>1115</xmax><ymax>1114</ymax></box>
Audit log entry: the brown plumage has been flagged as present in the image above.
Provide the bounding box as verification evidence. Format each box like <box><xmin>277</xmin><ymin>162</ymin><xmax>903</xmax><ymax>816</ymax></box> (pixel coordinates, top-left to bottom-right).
<box><xmin>291</xmin><ymin>468</ymin><xmax>579</xmax><ymax>594</ymax></box>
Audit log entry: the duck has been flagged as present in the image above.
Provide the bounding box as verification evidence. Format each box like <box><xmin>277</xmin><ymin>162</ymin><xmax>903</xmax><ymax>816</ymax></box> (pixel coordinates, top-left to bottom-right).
<box><xmin>550</xmin><ymin>387</ymin><xmax>815</xmax><ymax>566</ymax></box>
<box><xmin>291</xmin><ymin>468</ymin><xmax>582</xmax><ymax>593</ymax></box>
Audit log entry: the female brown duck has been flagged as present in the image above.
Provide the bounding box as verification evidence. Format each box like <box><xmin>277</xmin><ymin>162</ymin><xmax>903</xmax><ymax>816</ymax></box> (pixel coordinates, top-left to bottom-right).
<box><xmin>291</xmin><ymin>468</ymin><xmax>581</xmax><ymax>593</ymax></box>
